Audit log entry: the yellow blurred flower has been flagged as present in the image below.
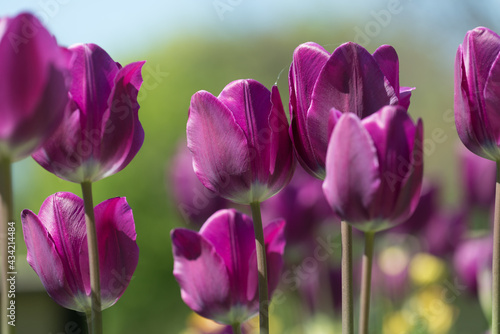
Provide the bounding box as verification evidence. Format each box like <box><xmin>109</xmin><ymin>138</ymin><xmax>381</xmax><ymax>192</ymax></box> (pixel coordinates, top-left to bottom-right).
<box><xmin>409</xmin><ymin>253</ymin><xmax>446</xmax><ymax>286</ymax></box>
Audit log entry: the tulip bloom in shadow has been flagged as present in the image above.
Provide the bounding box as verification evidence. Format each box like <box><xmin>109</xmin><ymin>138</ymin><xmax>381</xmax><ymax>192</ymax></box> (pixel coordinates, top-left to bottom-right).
<box><xmin>0</xmin><ymin>13</ymin><xmax>71</xmax><ymax>334</ymax></box>
<box><xmin>32</xmin><ymin>43</ymin><xmax>145</xmax><ymax>334</ymax></box>
<box><xmin>171</xmin><ymin>209</ymin><xmax>285</xmax><ymax>332</ymax></box>
<box><xmin>288</xmin><ymin>41</ymin><xmax>414</xmax><ymax>334</ymax></box>
<box><xmin>455</xmin><ymin>27</ymin><xmax>500</xmax><ymax>334</ymax></box>
<box><xmin>21</xmin><ymin>192</ymin><xmax>139</xmax><ymax>318</ymax></box>
<box><xmin>322</xmin><ymin>106</ymin><xmax>423</xmax><ymax>334</ymax></box>
<box><xmin>187</xmin><ymin>79</ymin><xmax>294</xmax><ymax>333</ymax></box>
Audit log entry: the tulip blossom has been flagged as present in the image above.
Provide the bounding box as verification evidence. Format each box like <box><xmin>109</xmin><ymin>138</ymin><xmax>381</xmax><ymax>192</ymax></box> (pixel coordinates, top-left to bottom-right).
<box><xmin>0</xmin><ymin>12</ymin><xmax>71</xmax><ymax>161</ymax></box>
<box><xmin>322</xmin><ymin>105</ymin><xmax>423</xmax><ymax>232</ymax></box>
<box><xmin>21</xmin><ymin>192</ymin><xmax>139</xmax><ymax>312</ymax></box>
<box><xmin>32</xmin><ymin>43</ymin><xmax>145</xmax><ymax>182</ymax></box>
<box><xmin>169</xmin><ymin>141</ymin><xmax>229</xmax><ymax>225</ymax></box>
<box><xmin>171</xmin><ymin>209</ymin><xmax>285</xmax><ymax>325</ymax></box>
<box><xmin>289</xmin><ymin>41</ymin><xmax>414</xmax><ymax>179</ymax></box>
<box><xmin>454</xmin><ymin>27</ymin><xmax>500</xmax><ymax>161</ymax></box>
<box><xmin>261</xmin><ymin>165</ymin><xmax>336</xmax><ymax>246</ymax></box>
<box><xmin>187</xmin><ymin>79</ymin><xmax>295</xmax><ymax>204</ymax></box>
<box><xmin>453</xmin><ymin>235</ymin><xmax>492</xmax><ymax>295</ymax></box>
<box><xmin>458</xmin><ymin>144</ymin><xmax>496</xmax><ymax>210</ymax></box>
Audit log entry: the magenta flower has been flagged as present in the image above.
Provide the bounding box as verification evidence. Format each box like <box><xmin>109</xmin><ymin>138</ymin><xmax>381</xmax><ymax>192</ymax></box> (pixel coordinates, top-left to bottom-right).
<box><xmin>0</xmin><ymin>13</ymin><xmax>71</xmax><ymax>161</ymax></box>
<box><xmin>453</xmin><ymin>235</ymin><xmax>492</xmax><ymax>295</ymax></box>
<box><xmin>322</xmin><ymin>106</ymin><xmax>423</xmax><ymax>231</ymax></box>
<box><xmin>261</xmin><ymin>165</ymin><xmax>336</xmax><ymax>246</ymax></box>
<box><xmin>458</xmin><ymin>144</ymin><xmax>496</xmax><ymax>210</ymax></box>
<box><xmin>169</xmin><ymin>141</ymin><xmax>229</xmax><ymax>225</ymax></box>
<box><xmin>187</xmin><ymin>79</ymin><xmax>295</xmax><ymax>204</ymax></box>
<box><xmin>289</xmin><ymin>42</ymin><xmax>413</xmax><ymax>179</ymax></box>
<box><xmin>32</xmin><ymin>43</ymin><xmax>145</xmax><ymax>182</ymax></box>
<box><xmin>21</xmin><ymin>192</ymin><xmax>139</xmax><ymax>312</ymax></box>
<box><xmin>455</xmin><ymin>27</ymin><xmax>500</xmax><ymax>161</ymax></box>
<box><xmin>171</xmin><ymin>209</ymin><xmax>286</xmax><ymax>325</ymax></box>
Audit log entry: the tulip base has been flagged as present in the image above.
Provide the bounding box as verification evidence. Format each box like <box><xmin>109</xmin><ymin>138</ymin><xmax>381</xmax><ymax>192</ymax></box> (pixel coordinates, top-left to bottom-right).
<box><xmin>359</xmin><ymin>231</ymin><xmax>375</xmax><ymax>334</ymax></box>
<box><xmin>0</xmin><ymin>159</ymin><xmax>13</xmax><ymax>334</ymax></box>
<box><xmin>250</xmin><ymin>202</ymin><xmax>269</xmax><ymax>334</ymax></box>
<box><xmin>81</xmin><ymin>182</ymin><xmax>103</xmax><ymax>334</ymax></box>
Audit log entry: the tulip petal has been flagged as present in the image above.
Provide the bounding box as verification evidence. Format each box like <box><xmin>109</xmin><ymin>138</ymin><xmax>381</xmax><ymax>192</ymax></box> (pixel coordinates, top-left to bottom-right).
<box><xmin>309</xmin><ymin>42</ymin><xmax>398</xmax><ymax>120</ymax></box>
<box><xmin>288</xmin><ymin>42</ymin><xmax>330</xmax><ymax>178</ymax></box>
<box><xmin>94</xmin><ymin>197</ymin><xmax>139</xmax><ymax>309</ymax></box>
<box><xmin>21</xmin><ymin>209</ymin><xmax>85</xmax><ymax>310</ymax></box>
<box><xmin>199</xmin><ymin>209</ymin><xmax>255</xmax><ymax>306</ymax></box>
<box><xmin>99</xmin><ymin>61</ymin><xmax>145</xmax><ymax>179</ymax></box>
<box><xmin>323</xmin><ymin>113</ymin><xmax>380</xmax><ymax>223</ymax></box>
<box><xmin>484</xmin><ymin>52</ymin><xmax>500</xmax><ymax>146</ymax></box>
<box><xmin>218</xmin><ymin>79</ymin><xmax>272</xmax><ymax>184</ymax></box>
<box><xmin>363</xmin><ymin>106</ymin><xmax>414</xmax><ymax>219</ymax></box>
<box><xmin>187</xmin><ymin>91</ymin><xmax>250</xmax><ymax>202</ymax></box>
<box><xmin>390</xmin><ymin>118</ymin><xmax>424</xmax><ymax>223</ymax></box>
<box><xmin>373</xmin><ymin>44</ymin><xmax>400</xmax><ymax>95</ymax></box>
<box><xmin>69</xmin><ymin>44</ymin><xmax>120</xmax><ymax>133</ymax></box>
<box><xmin>263</xmin><ymin>219</ymin><xmax>286</xmax><ymax>294</ymax></box>
<box><xmin>398</xmin><ymin>86</ymin><xmax>414</xmax><ymax>110</ymax></box>
<box><xmin>289</xmin><ymin>42</ymin><xmax>330</xmax><ymax>120</ymax></box>
<box><xmin>171</xmin><ymin>228</ymin><xmax>231</xmax><ymax>321</ymax></box>
<box><xmin>37</xmin><ymin>192</ymin><xmax>87</xmax><ymax>290</ymax></box>
<box><xmin>306</xmin><ymin>106</ymin><xmax>343</xmax><ymax>176</ymax></box>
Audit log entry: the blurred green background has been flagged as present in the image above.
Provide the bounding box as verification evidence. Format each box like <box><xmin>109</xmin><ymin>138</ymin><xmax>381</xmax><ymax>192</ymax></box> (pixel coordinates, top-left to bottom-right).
<box><xmin>5</xmin><ymin>0</ymin><xmax>500</xmax><ymax>333</ymax></box>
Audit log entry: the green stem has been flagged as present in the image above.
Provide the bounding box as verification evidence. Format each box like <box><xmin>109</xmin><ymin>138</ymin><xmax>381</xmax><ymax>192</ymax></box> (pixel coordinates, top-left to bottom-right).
<box><xmin>232</xmin><ymin>322</ymin><xmax>242</xmax><ymax>334</ymax></box>
<box><xmin>341</xmin><ymin>221</ymin><xmax>353</xmax><ymax>334</ymax></box>
<box><xmin>492</xmin><ymin>162</ymin><xmax>500</xmax><ymax>333</ymax></box>
<box><xmin>250</xmin><ymin>201</ymin><xmax>269</xmax><ymax>334</ymax></box>
<box><xmin>81</xmin><ymin>182</ymin><xmax>102</xmax><ymax>334</ymax></box>
<box><xmin>0</xmin><ymin>159</ymin><xmax>13</xmax><ymax>334</ymax></box>
<box><xmin>358</xmin><ymin>231</ymin><xmax>375</xmax><ymax>334</ymax></box>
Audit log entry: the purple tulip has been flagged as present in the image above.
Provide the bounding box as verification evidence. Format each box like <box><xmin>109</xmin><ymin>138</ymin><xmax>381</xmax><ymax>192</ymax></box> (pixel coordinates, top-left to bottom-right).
<box><xmin>0</xmin><ymin>13</ymin><xmax>71</xmax><ymax>162</ymax></box>
<box><xmin>32</xmin><ymin>43</ymin><xmax>145</xmax><ymax>182</ymax></box>
<box><xmin>187</xmin><ymin>79</ymin><xmax>295</xmax><ymax>204</ymax></box>
<box><xmin>454</xmin><ymin>27</ymin><xmax>500</xmax><ymax>160</ymax></box>
<box><xmin>453</xmin><ymin>235</ymin><xmax>492</xmax><ymax>295</ymax></box>
<box><xmin>171</xmin><ymin>209</ymin><xmax>286</xmax><ymax>325</ymax></box>
<box><xmin>261</xmin><ymin>165</ymin><xmax>336</xmax><ymax>247</ymax></box>
<box><xmin>289</xmin><ymin>42</ymin><xmax>413</xmax><ymax>179</ymax></box>
<box><xmin>458</xmin><ymin>144</ymin><xmax>496</xmax><ymax>210</ymax></box>
<box><xmin>322</xmin><ymin>106</ymin><xmax>423</xmax><ymax>231</ymax></box>
<box><xmin>169</xmin><ymin>141</ymin><xmax>229</xmax><ymax>225</ymax></box>
<box><xmin>21</xmin><ymin>192</ymin><xmax>139</xmax><ymax>312</ymax></box>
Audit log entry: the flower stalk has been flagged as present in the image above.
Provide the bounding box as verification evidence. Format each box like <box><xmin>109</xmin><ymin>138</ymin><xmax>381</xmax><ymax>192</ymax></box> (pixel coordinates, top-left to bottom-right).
<box><xmin>341</xmin><ymin>221</ymin><xmax>353</xmax><ymax>334</ymax></box>
<box><xmin>492</xmin><ymin>161</ymin><xmax>500</xmax><ymax>334</ymax></box>
<box><xmin>81</xmin><ymin>182</ymin><xmax>102</xmax><ymax>334</ymax></box>
<box><xmin>359</xmin><ymin>231</ymin><xmax>375</xmax><ymax>334</ymax></box>
<box><xmin>250</xmin><ymin>201</ymin><xmax>269</xmax><ymax>334</ymax></box>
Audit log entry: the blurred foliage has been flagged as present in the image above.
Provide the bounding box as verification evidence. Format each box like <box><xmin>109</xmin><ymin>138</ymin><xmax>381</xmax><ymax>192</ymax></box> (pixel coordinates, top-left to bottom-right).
<box><xmin>12</xmin><ymin>18</ymin><xmax>482</xmax><ymax>333</ymax></box>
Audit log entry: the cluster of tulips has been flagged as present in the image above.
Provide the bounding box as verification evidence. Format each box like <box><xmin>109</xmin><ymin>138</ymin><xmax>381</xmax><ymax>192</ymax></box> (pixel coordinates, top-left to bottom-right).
<box><xmin>3</xmin><ymin>8</ymin><xmax>500</xmax><ymax>334</ymax></box>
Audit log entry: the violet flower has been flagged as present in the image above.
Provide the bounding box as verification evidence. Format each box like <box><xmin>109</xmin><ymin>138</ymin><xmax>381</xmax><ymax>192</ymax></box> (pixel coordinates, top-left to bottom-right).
<box><xmin>0</xmin><ymin>13</ymin><xmax>71</xmax><ymax>162</ymax></box>
<box><xmin>455</xmin><ymin>27</ymin><xmax>500</xmax><ymax>160</ymax></box>
<box><xmin>289</xmin><ymin>42</ymin><xmax>413</xmax><ymax>179</ymax></box>
<box><xmin>458</xmin><ymin>144</ymin><xmax>496</xmax><ymax>210</ymax></box>
<box><xmin>322</xmin><ymin>106</ymin><xmax>423</xmax><ymax>231</ymax></box>
<box><xmin>171</xmin><ymin>209</ymin><xmax>285</xmax><ymax>325</ymax></box>
<box><xmin>21</xmin><ymin>192</ymin><xmax>139</xmax><ymax>312</ymax></box>
<box><xmin>187</xmin><ymin>79</ymin><xmax>295</xmax><ymax>204</ymax></box>
<box><xmin>453</xmin><ymin>235</ymin><xmax>492</xmax><ymax>295</ymax></box>
<box><xmin>169</xmin><ymin>141</ymin><xmax>229</xmax><ymax>225</ymax></box>
<box><xmin>32</xmin><ymin>43</ymin><xmax>145</xmax><ymax>182</ymax></box>
<box><xmin>261</xmin><ymin>165</ymin><xmax>335</xmax><ymax>247</ymax></box>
